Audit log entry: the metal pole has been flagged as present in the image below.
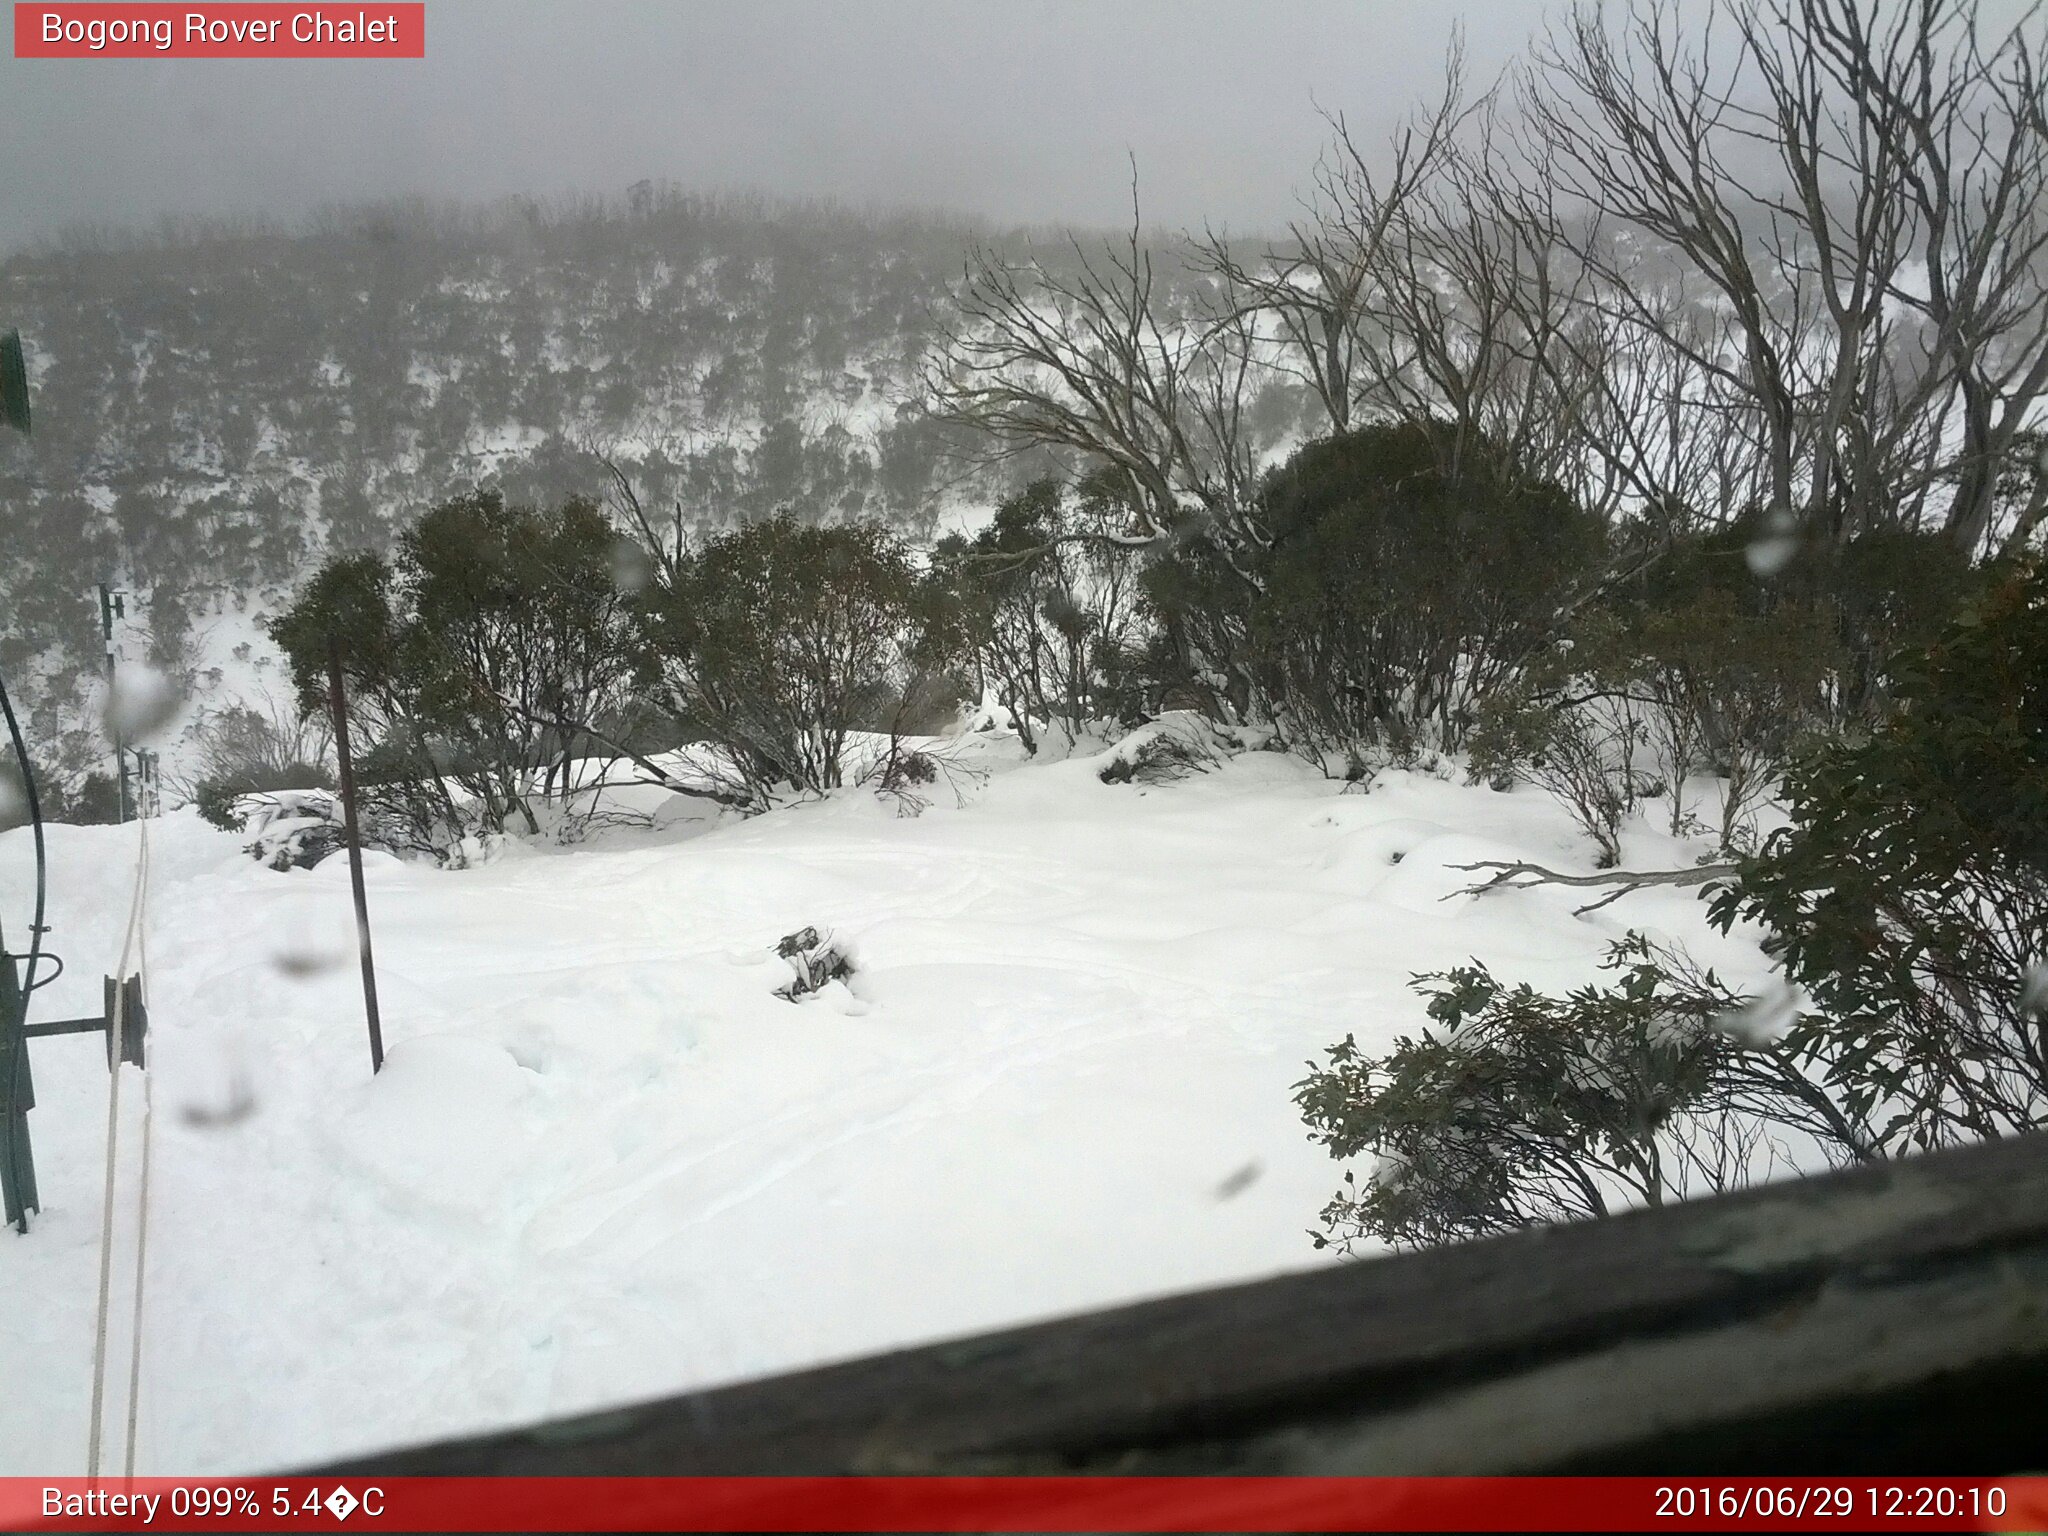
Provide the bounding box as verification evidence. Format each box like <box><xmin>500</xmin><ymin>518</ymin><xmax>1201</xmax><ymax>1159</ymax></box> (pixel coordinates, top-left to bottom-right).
<box><xmin>99</xmin><ymin>583</ymin><xmax>131</xmax><ymax>823</ymax></box>
<box><xmin>3</xmin><ymin>329</ymin><xmax>41</xmax><ymax>1230</ymax></box>
<box><xmin>325</xmin><ymin>638</ymin><xmax>385</xmax><ymax>1074</ymax></box>
<box><xmin>0</xmin><ymin>947</ymin><xmax>36</xmax><ymax>1233</ymax></box>
<box><xmin>0</xmin><ymin>667</ymin><xmax>46</xmax><ymax>1234</ymax></box>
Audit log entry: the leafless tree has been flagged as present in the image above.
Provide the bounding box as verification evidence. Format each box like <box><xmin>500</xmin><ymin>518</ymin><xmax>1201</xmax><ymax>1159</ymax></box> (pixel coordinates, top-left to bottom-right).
<box><xmin>1193</xmin><ymin>39</ymin><xmax>1480</xmax><ymax>437</ymax></box>
<box><xmin>1350</xmin><ymin>109</ymin><xmax>1613</xmax><ymax>493</ymax></box>
<box><xmin>924</xmin><ymin>177</ymin><xmax>1263</xmax><ymax>581</ymax></box>
<box><xmin>1523</xmin><ymin>0</ymin><xmax>2048</xmax><ymax>552</ymax></box>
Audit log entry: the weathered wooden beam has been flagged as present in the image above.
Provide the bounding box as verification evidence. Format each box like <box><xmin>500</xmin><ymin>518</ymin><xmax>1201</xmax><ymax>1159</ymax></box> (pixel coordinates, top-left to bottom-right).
<box><xmin>318</xmin><ymin>1134</ymin><xmax>2048</xmax><ymax>1477</ymax></box>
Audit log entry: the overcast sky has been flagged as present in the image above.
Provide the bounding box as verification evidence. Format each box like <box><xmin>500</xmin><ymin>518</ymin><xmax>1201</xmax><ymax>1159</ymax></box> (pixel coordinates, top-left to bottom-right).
<box><xmin>3</xmin><ymin>1</ymin><xmax>2039</xmax><ymax>254</ymax></box>
<box><xmin>0</xmin><ymin>1</ymin><xmax>1542</xmax><ymax>251</ymax></box>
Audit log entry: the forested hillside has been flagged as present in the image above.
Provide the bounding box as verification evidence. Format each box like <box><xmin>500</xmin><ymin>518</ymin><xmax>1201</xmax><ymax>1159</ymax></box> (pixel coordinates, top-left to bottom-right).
<box><xmin>0</xmin><ymin>189</ymin><xmax>1173</xmax><ymax>785</ymax></box>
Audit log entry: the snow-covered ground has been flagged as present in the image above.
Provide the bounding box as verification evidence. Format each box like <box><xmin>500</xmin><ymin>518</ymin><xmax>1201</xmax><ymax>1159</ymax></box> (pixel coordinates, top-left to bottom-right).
<box><xmin>0</xmin><ymin>730</ymin><xmax>1763</xmax><ymax>1475</ymax></box>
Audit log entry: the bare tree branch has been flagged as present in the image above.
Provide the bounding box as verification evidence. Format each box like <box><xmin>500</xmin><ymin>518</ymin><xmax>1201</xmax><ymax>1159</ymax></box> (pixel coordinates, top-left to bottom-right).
<box><xmin>1450</xmin><ymin>857</ymin><xmax>1739</xmax><ymax>914</ymax></box>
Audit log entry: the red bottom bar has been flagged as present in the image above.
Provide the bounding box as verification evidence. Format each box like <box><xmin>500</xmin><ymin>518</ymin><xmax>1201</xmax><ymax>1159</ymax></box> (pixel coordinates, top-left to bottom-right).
<box><xmin>4</xmin><ymin>1476</ymin><xmax>2046</xmax><ymax>1533</ymax></box>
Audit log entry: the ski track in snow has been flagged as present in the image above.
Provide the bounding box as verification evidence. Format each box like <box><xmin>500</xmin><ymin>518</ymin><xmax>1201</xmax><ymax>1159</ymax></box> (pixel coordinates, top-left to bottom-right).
<box><xmin>0</xmin><ymin>735</ymin><xmax>1769</xmax><ymax>1474</ymax></box>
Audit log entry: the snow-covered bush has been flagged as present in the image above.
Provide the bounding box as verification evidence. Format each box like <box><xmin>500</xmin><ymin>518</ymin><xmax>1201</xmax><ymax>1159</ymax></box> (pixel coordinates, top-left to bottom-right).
<box><xmin>940</xmin><ymin>474</ymin><xmax>1148</xmax><ymax>755</ymax></box>
<box><xmin>268</xmin><ymin>491</ymin><xmax>637</xmax><ymax>857</ymax></box>
<box><xmin>1296</xmin><ymin>936</ymin><xmax>1871</xmax><ymax>1252</ymax></box>
<box><xmin>183</xmin><ymin>698</ymin><xmax>334</xmax><ymax>833</ymax></box>
<box><xmin>628</xmin><ymin>514</ymin><xmax>965</xmax><ymax>809</ymax></box>
<box><xmin>240</xmin><ymin>790</ymin><xmax>348</xmax><ymax>871</ymax></box>
<box><xmin>1096</xmin><ymin>711</ymin><xmax>1264</xmax><ymax>786</ymax></box>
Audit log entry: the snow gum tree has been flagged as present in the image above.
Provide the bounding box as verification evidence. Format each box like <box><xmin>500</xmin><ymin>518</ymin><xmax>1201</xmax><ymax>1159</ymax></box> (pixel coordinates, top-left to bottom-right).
<box><xmin>1711</xmin><ymin>557</ymin><xmax>2048</xmax><ymax>1152</ymax></box>
<box><xmin>268</xmin><ymin>490</ymin><xmax>636</xmax><ymax>855</ymax></box>
<box><xmin>627</xmin><ymin>514</ymin><xmax>966</xmax><ymax>809</ymax></box>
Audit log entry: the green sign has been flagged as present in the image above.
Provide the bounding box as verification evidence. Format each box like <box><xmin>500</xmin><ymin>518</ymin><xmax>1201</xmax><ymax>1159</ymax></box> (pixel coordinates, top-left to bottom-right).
<box><xmin>1</xmin><ymin>330</ymin><xmax>29</xmax><ymax>436</ymax></box>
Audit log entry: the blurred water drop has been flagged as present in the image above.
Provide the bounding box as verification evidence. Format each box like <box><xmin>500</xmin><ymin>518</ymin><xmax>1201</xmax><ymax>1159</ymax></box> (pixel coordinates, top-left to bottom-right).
<box><xmin>269</xmin><ymin>902</ymin><xmax>351</xmax><ymax>980</ymax></box>
<box><xmin>2021</xmin><ymin>961</ymin><xmax>2048</xmax><ymax>1016</ymax></box>
<box><xmin>179</xmin><ymin>1070</ymin><xmax>257</xmax><ymax>1129</ymax></box>
<box><xmin>105</xmin><ymin>663</ymin><xmax>181</xmax><ymax>743</ymax></box>
<box><xmin>1745</xmin><ymin>508</ymin><xmax>1803</xmax><ymax>578</ymax></box>
<box><xmin>1713</xmin><ymin>982</ymin><xmax>1802</xmax><ymax>1046</ymax></box>
<box><xmin>609</xmin><ymin>535</ymin><xmax>654</xmax><ymax>595</ymax></box>
<box><xmin>1212</xmin><ymin>1160</ymin><xmax>1263</xmax><ymax>1201</ymax></box>
<box><xmin>177</xmin><ymin>1031</ymin><xmax>261</xmax><ymax>1129</ymax></box>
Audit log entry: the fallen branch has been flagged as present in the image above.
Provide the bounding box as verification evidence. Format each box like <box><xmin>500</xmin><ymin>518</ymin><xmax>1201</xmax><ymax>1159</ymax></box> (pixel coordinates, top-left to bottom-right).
<box><xmin>1449</xmin><ymin>859</ymin><xmax>1739</xmax><ymax>915</ymax></box>
<box><xmin>933</xmin><ymin>528</ymin><xmax>1166</xmax><ymax>576</ymax></box>
<box><xmin>475</xmin><ymin>683</ymin><xmax>753</xmax><ymax>811</ymax></box>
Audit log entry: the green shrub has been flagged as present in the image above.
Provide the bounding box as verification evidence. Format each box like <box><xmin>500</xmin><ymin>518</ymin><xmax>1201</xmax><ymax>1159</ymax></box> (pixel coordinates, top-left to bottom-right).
<box><xmin>630</xmin><ymin>514</ymin><xmax>962</xmax><ymax>806</ymax></box>
<box><xmin>1711</xmin><ymin>557</ymin><xmax>2048</xmax><ymax>1151</ymax></box>
<box><xmin>269</xmin><ymin>491</ymin><xmax>634</xmax><ymax>854</ymax></box>
<box><xmin>1145</xmin><ymin>423</ymin><xmax>1609</xmax><ymax>752</ymax></box>
<box><xmin>1296</xmin><ymin>937</ymin><xmax>1872</xmax><ymax>1252</ymax></box>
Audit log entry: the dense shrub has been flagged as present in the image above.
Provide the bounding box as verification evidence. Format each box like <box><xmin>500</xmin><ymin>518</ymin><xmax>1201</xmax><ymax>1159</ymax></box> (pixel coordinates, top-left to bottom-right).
<box><xmin>269</xmin><ymin>490</ymin><xmax>635</xmax><ymax>856</ymax></box>
<box><xmin>1473</xmin><ymin>594</ymin><xmax>1837</xmax><ymax>858</ymax></box>
<box><xmin>1</xmin><ymin>762</ymin><xmax>122</xmax><ymax>829</ymax></box>
<box><xmin>1145</xmin><ymin>423</ymin><xmax>1608</xmax><ymax>754</ymax></box>
<box><xmin>1711</xmin><ymin>557</ymin><xmax>2048</xmax><ymax>1152</ymax></box>
<box><xmin>1296</xmin><ymin>937</ymin><xmax>1872</xmax><ymax>1252</ymax></box>
<box><xmin>629</xmin><ymin>514</ymin><xmax>963</xmax><ymax>807</ymax></box>
<box><xmin>1301</xmin><ymin>561</ymin><xmax>2044</xmax><ymax>1253</ymax></box>
<box><xmin>941</xmin><ymin>475</ymin><xmax>1147</xmax><ymax>753</ymax></box>
<box><xmin>1473</xmin><ymin>520</ymin><xmax>1969</xmax><ymax>856</ymax></box>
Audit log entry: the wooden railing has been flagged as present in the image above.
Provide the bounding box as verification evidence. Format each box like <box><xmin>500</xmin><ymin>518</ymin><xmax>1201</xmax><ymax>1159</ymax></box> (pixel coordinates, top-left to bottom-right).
<box><xmin>321</xmin><ymin>1133</ymin><xmax>2048</xmax><ymax>1476</ymax></box>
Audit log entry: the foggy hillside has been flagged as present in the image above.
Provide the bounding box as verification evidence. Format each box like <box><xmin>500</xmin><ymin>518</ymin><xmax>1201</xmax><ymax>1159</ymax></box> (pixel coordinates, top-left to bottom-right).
<box><xmin>0</xmin><ymin>188</ymin><xmax>1256</xmax><ymax>786</ymax></box>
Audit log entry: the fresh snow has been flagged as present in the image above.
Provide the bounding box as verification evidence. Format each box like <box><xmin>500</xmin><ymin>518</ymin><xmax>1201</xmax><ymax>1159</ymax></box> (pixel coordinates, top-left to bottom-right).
<box><xmin>0</xmin><ymin>730</ymin><xmax>1765</xmax><ymax>1474</ymax></box>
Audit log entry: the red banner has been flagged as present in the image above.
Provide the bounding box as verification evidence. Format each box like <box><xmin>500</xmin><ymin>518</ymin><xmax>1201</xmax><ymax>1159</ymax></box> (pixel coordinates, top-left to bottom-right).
<box><xmin>13</xmin><ymin>4</ymin><xmax>423</xmax><ymax>58</ymax></box>
<box><xmin>3</xmin><ymin>1477</ymin><xmax>2046</xmax><ymax>1532</ymax></box>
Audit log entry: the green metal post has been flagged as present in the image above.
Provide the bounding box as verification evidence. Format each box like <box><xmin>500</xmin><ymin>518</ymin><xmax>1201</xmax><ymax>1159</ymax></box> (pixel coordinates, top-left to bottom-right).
<box><xmin>1</xmin><ymin>329</ymin><xmax>36</xmax><ymax>1232</ymax></box>
<box><xmin>0</xmin><ymin>948</ymin><xmax>37</xmax><ymax>1232</ymax></box>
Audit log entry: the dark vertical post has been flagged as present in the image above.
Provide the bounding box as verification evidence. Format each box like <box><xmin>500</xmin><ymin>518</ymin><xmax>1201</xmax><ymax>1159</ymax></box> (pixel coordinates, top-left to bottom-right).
<box><xmin>3</xmin><ymin>329</ymin><xmax>38</xmax><ymax>1231</ymax></box>
<box><xmin>326</xmin><ymin>638</ymin><xmax>385</xmax><ymax>1074</ymax></box>
<box><xmin>0</xmin><ymin>947</ymin><xmax>37</xmax><ymax>1233</ymax></box>
<box><xmin>99</xmin><ymin>583</ymin><xmax>131</xmax><ymax>823</ymax></box>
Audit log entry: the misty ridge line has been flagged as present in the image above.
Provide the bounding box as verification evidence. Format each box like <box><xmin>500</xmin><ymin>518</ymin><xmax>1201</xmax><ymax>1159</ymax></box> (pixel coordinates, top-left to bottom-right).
<box><xmin>0</xmin><ymin>180</ymin><xmax>1237</xmax><ymax>271</ymax></box>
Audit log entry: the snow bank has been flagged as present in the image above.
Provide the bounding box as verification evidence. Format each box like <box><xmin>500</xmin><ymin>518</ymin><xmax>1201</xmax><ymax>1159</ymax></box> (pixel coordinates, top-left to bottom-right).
<box><xmin>0</xmin><ymin>734</ymin><xmax>1764</xmax><ymax>1474</ymax></box>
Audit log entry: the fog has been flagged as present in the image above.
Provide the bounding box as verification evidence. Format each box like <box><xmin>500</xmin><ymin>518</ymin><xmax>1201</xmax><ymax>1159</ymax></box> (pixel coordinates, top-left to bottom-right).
<box><xmin>4</xmin><ymin>1</ymin><xmax>1537</xmax><ymax>250</ymax></box>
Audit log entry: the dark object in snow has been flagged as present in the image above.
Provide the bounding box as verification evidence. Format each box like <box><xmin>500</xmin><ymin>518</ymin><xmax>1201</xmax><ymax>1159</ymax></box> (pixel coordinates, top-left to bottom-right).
<box><xmin>1098</xmin><ymin>712</ymin><xmax>1257</xmax><ymax>787</ymax></box>
<box><xmin>774</xmin><ymin>926</ymin><xmax>854</xmax><ymax>1001</ymax></box>
<box><xmin>881</xmin><ymin>749</ymin><xmax>937</xmax><ymax>789</ymax></box>
<box><xmin>242</xmin><ymin>790</ymin><xmax>348</xmax><ymax>870</ymax></box>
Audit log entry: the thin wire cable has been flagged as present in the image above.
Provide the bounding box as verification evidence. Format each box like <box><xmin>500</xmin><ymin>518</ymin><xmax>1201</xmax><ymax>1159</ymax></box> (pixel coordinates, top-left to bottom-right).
<box><xmin>85</xmin><ymin>808</ymin><xmax>150</xmax><ymax>1478</ymax></box>
<box><xmin>121</xmin><ymin>809</ymin><xmax>155</xmax><ymax>1481</ymax></box>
